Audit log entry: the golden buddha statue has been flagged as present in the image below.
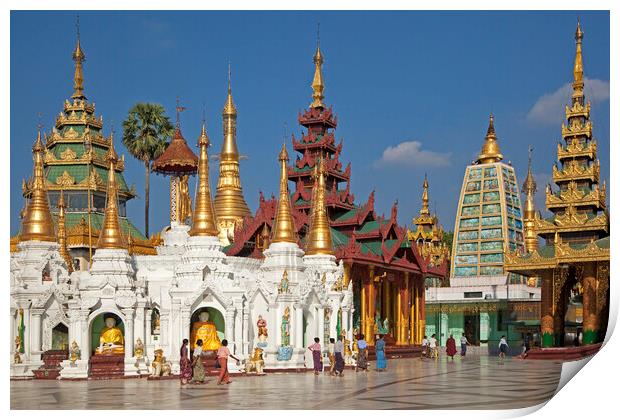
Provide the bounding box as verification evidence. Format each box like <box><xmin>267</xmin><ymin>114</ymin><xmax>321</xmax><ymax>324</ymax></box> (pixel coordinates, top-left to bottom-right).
<box><xmin>178</xmin><ymin>174</ymin><xmax>192</xmax><ymax>224</ymax></box>
<box><xmin>69</xmin><ymin>340</ymin><xmax>81</xmax><ymax>362</ymax></box>
<box><xmin>190</xmin><ymin>310</ymin><xmax>221</xmax><ymax>351</ymax></box>
<box><xmin>95</xmin><ymin>317</ymin><xmax>125</xmax><ymax>355</ymax></box>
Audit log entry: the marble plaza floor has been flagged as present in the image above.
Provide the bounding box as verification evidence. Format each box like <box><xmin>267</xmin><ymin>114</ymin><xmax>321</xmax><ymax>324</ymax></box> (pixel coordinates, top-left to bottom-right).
<box><xmin>11</xmin><ymin>355</ymin><xmax>563</xmax><ymax>410</ymax></box>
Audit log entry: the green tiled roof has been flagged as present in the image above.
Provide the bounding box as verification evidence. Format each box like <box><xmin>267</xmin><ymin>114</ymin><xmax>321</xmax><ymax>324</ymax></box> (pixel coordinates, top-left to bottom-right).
<box><xmin>45</xmin><ymin>165</ymin><xmax>130</xmax><ymax>193</ymax></box>
<box><xmin>58</xmin><ymin>211</ymin><xmax>147</xmax><ymax>240</ymax></box>
<box><xmin>49</xmin><ymin>143</ymin><xmax>107</xmax><ymax>160</ymax></box>
<box><xmin>333</xmin><ymin>208</ymin><xmax>359</xmax><ymax>222</ymax></box>
<box><xmin>357</xmin><ymin>220</ymin><xmax>379</xmax><ymax>234</ymax></box>
<box><xmin>330</xmin><ymin>228</ymin><xmax>350</xmax><ymax>248</ymax></box>
<box><xmin>595</xmin><ymin>236</ymin><xmax>610</xmax><ymax>249</ymax></box>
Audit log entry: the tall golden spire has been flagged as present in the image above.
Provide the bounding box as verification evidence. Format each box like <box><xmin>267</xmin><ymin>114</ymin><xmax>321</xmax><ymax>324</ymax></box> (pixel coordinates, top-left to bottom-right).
<box><xmin>271</xmin><ymin>144</ymin><xmax>297</xmax><ymax>243</ymax></box>
<box><xmin>97</xmin><ymin>132</ymin><xmax>127</xmax><ymax>249</ymax></box>
<box><xmin>572</xmin><ymin>19</ymin><xmax>584</xmax><ymax>97</ymax></box>
<box><xmin>476</xmin><ymin>114</ymin><xmax>504</xmax><ymax>164</ymax></box>
<box><xmin>310</xmin><ymin>26</ymin><xmax>325</xmax><ymax>109</ymax></box>
<box><xmin>72</xmin><ymin>15</ymin><xmax>86</xmax><ymax>99</ymax></box>
<box><xmin>57</xmin><ymin>190</ymin><xmax>74</xmax><ymax>272</ymax></box>
<box><xmin>420</xmin><ymin>174</ymin><xmax>430</xmax><ymax>216</ymax></box>
<box><xmin>214</xmin><ymin>64</ymin><xmax>251</xmax><ymax>233</ymax></box>
<box><xmin>306</xmin><ymin>154</ymin><xmax>334</xmax><ymax>255</ymax></box>
<box><xmin>20</xmin><ymin>128</ymin><xmax>57</xmax><ymax>242</ymax></box>
<box><xmin>189</xmin><ymin>122</ymin><xmax>219</xmax><ymax>236</ymax></box>
<box><xmin>522</xmin><ymin>146</ymin><xmax>538</xmax><ymax>253</ymax></box>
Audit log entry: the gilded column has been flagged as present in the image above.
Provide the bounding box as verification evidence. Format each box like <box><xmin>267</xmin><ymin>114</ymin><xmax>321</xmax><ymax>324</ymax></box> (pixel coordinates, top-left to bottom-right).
<box><xmin>418</xmin><ymin>280</ymin><xmax>426</xmax><ymax>345</ymax></box>
<box><xmin>410</xmin><ymin>277</ymin><xmax>417</xmax><ymax>344</ymax></box>
<box><xmin>367</xmin><ymin>266</ymin><xmax>376</xmax><ymax>345</ymax></box>
<box><xmin>403</xmin><ymin>273</ymin><xmax>410</xmax><ymax>344</ymax></box>
<box><xmin>343</xmin><ymin>262</ymin><xmax>351</xmax><ymax>288</ymax></box>
<box><xmin>395</xmin><ymin>277</ymin><xmax>404</xmax><ymax>345</ymax></box>
<box><xmin>540</xmin><ymin>273</ymin><xmax>554</xmax><ymax>347</ymax></box>
<box><xmin>360</xmin><ymin>278</ymin><xmax>367</xmax><ymax>341</ymax></box>
<box><xmin>582</xmin><ymin>263</ymin><xmax>599</xmax><ymax>345</ymax></box>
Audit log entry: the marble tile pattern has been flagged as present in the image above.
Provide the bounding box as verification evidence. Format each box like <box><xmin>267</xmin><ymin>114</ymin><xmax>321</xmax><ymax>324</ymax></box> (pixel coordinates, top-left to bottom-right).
<box><xmin>11</xmin><ymin>356</ymin><xmax>563</xmax><ymax>410</ymax></box>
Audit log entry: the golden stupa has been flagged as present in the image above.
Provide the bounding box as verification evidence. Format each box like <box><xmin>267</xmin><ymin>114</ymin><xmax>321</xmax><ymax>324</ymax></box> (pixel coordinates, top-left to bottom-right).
<box><xmin>20</xmin><ymin>129</ymin><xmax>57</xmax><ymax>243</ymax></box>
<box><xmin>97</xmin><ymin>133</ymin><xmax>127</xmax><ymax>249</ymax></box>
<box><xmin>214</xmin><ymin>66</ymin><xmax>251</xmax><ymax>244</ymax></box>
<box><xmin>305</xmin><ymin>154</ymin><xmax>333</xmax><ymax>255</ymax></box>
<box><xmin>271</xmin><ymin>144</ymin><xmax>297</xmax><ymax>243</ymax></box>
<box><xmin>189</xmin><ymin>121</ymin><xmax>219</xmax><ymax>237</ymax></box>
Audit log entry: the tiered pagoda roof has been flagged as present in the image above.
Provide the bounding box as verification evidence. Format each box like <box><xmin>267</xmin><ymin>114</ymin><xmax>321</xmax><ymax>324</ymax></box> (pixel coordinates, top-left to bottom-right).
<box><xmin>506</xmin><ymin>22</ymin><xmax>609</xmax><ymax>273</ymax></box>
<box><xmin>226</xmin><ymin>42</ymin><xmax>446</xmax><ymax>279</ymax></box>
<box><xmin>14</xmin><ymin>30</ymin><xmax>157</xmax><ymax>256</ymax></box>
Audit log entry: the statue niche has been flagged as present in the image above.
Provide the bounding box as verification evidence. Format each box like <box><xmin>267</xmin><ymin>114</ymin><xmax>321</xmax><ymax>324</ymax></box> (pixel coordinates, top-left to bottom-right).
<box><xmin>190</xmin><ymin>309</ymin><xmax>222</xmax><ymax>351</ymax></box>
<box><xmin>94</xmin><ymin>316</ymin><xmax>125</xmax><ymax>355</ymax></box>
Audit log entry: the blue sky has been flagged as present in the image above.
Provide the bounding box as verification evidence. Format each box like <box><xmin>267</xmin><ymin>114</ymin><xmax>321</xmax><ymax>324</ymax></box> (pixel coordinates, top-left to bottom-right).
<box><xmin>10</xmin><ymin>11</ymin><xmax>610</xmax><ymax>236</ymax></box>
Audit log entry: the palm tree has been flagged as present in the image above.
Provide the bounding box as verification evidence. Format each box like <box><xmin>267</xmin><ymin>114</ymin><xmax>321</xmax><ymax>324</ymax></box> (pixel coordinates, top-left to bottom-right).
<box><xmin>122</xmin><ymin>103</ymin><xmax>173</xmax><ymax>237</ymax></box>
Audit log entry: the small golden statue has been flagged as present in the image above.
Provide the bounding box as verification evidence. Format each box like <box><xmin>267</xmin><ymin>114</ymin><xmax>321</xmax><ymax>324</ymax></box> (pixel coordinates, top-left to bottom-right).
<box><xmin>245</xmin><ymin>347</ymin><xmax>265</xmax><ymax>374</ymax></box>
<box><xmin>190</xmin><ymin>310</ymin><xmax>221</xmax><ymax>351</ymax></box>
<box><xmin>278</xmin><ymin>270</ymin><xmax>290</xmax><ymax>294</ymax></box>
<box><xmin>134</xmin><ymin>338</ymin><xmax>145</xmax><ymax>359</ymax></box>
<box><xmin>151</xmin><ymin>349</ymin><xmax>172</xmax><ymax>377</ymax></box>
<box><xmin>152</xmin><ymin>311</ymin><xmax>161</xmax><ymax>335</ymax></box>
<box><xmin>343</xmin><ymin>334</ymin><xmax>354</xmax><ymax>366</ymax></box>
<box><xmin>95</xmin><ymin>317</ymin><xmax>125</xmax><ymax>355</ymax></box>
<box><xmin>69</xmin><ymin>340</ymin><xmax>81</xmax><ymax>362</ymax></box>
<box><xmin>177</xmin><ymin>174</ymin><xmax>192</xmax><ymax>224</ymax></box>
<box><xmin>13</xmin><ymin>336</ymin><xmax>22</xmax><ymax>364</ymax></box>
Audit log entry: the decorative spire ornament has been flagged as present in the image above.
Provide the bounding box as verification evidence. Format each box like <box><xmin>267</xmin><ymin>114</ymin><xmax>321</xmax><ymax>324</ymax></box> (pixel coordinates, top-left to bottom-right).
<box><xmin>20</xmin><ymin>127</ymin><xmax>57</xmax><ymax>242</ymax></box>
<box><xmin>476</xmin><ymin>114</ymin><xmax>504</xmax><ymax>164</ymax></box>
<box><xmin>522</xmin><ymin>146</ymin><xmax>538</xmax><ymax>253</ymax></box>
<box><xmin>97</xmin><ymin>131</ymin><xmax>127</xmax><ymax>249</ymax></box>
<box><xmin>189</xmin><ymin>121</ymin><xmax>219</xmax><ymax>236</ymax></box>
<box><xmin>420</xmin><ymin>174</ymin><xmax>430</xmax><ymax>216</ymax></box>
<box><xmin>271</xmin><ymin>143</ymin><xmax>297</xmax><ymax>243</ymax></box>
<box><xmin>306</xmin><ymin>153</ymin><xmax>334</xmax><ymax>255</ymax></box>
<box><xmin>573</xmin><ymin>19</ymin><xmax>584</xmax><ymax>97</ymax></box>
<box><xmin>310</xmin><ymin>24</ymin><xmax>325</xmax><ymax>109</ymax></box>
<box><xmin>72</xmin><ymin>15</ymin><xmax>86</xmax><ymax>100</ymax></box>
<box><xmin>57</xmin><ymin>190</ymin><xmax>74</xmax><ymax>272</ymax></box>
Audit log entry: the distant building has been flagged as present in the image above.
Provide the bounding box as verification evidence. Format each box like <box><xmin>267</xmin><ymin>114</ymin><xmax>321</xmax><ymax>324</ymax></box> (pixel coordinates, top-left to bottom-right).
<box><xmin>425</xmin><ymin>115</ymin><xmax>540</xmax><ymax>352</ymax></box>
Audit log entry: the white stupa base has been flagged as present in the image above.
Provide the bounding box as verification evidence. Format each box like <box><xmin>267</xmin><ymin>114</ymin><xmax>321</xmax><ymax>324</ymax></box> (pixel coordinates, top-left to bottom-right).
<box><xmin>263</xmin><ymin>347</ymin><xmax>306</xmax><ymax>370</ymax></box>
<box><xmin>58</xmin><ymin>360</ymin><xmax>89</xmax><ymax>379</ymax></box>
<box><xmin>125</xmin><ymin>357</ymin><xmax>149</xmax><ymax>376</ymax></box>
<box><xmin>158</xmin><ymin>222</ymin><xmax>191</xmax><ymax>251</ymax></box>
<box><xmin>10</xmin><ymin>362</ymin><xmax>37</xmax><ymax>379</ymax></box>
<box><xmin>303</xmin><ymin>254</ymin><xmax>338</xmax><ymax>270</ymax></box>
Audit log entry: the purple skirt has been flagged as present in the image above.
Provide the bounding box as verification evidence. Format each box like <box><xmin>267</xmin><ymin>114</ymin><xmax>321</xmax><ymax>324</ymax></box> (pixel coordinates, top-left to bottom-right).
<box><xmin>312</xmin><ymin>350</ymin><xmax>323</xmax><ymax>372</ymax></box>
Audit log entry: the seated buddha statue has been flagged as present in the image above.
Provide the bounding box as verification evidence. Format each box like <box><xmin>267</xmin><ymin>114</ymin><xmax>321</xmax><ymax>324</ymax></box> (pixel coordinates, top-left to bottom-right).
<box><xmin>95</xmin><ymin>317</ymin><xmax>125</xmax><ymax>355</ymax></box>
<box><xmin>190</xmin><ymin>311</ymin><xmax>221</xmax><ymax>351</ymax></box>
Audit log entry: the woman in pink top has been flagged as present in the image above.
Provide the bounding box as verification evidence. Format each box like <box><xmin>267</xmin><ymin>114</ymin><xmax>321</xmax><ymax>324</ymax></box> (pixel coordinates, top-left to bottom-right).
<box><xmin>216</xmin><ymin>339</ymin><xmax>239</xmax><ymax>385</ymax></box>
<box><xmin>308</xmin><ymin>337</ymin><xmax>323</xmax><ymax>375</ymax></box>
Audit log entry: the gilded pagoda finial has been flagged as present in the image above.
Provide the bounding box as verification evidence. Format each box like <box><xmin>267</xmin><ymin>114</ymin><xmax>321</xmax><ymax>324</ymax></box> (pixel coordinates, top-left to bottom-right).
<box><xmin>223</xmin><ymin>62</ymin><xmax>237</xmax><ymax>117</ymax></box>
<box><xmin>522</xmin><ymin>146</ymin><xmax>538</xmax><ymax>253</ymax></box>
<box><xmin>420</xmin><ymin>173</ymin><xmax>430</xmax><ymax>216</ymax></box>
<box><xmin>20</xmin><ymin>127</ymin><xmax>57</xmax><ymax>242</ymax></box>
<box><xmin>271</xmin><ymin>143</ymin><xmax>296</xmax><ymax>243</ymax></box>
<box><xmin>71</xmin><ymin>15</ymin><xmax>86</xmax><ymax>100</ymax></box>
<box><xmin>57</xmin><ymin>190</ymin><xmax>74</xmax><ymax>272</ymax></box>
<box><xmin>310</xmin><ymin>26</ymin><xmax>325</xmax><ymax>109</ymax></box>
<box><xmin>97</xmin><ymin>131</ymin><xmax>127</xmax><ymax>249</ymax></box>
<box><xmin>189</xmin><ymin>121</ymin><xmax>219</xmax><ymax>237</ymax></box>
<box><xmin>306</xmin><ymin>153</ymin><xmax>334</xmax><ymax>255</ymax></box>
<box><xmin>476</xmin><ymin>114</ymin><xmax>503</xmax><ymax>164</ymax></box>
<box><xmin>572</xmin><ymin>19</ymin><xmax>585</xmax><ymax>95</ymax></box>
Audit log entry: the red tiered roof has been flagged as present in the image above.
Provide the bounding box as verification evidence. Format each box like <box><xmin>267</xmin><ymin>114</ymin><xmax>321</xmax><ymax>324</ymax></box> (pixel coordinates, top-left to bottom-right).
<box><xmin>152</xmin><ymin>127</ymin><xmax>198</xmax><ymax>175</ymax></box>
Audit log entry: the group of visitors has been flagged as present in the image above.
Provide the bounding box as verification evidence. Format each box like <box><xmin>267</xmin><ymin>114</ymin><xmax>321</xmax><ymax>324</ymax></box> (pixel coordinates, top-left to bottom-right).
<box><xmin>179</xmin><ymin>338</ymin><xmax>239</xmax><ymax>386</ymax></box>
<box><xmin>308</xmin><ymin>336</ymin><xmax>346</xmax><ymax>376</ymax></box>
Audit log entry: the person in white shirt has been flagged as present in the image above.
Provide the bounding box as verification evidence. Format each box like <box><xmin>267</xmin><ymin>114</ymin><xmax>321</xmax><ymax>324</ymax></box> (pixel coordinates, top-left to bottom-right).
<box><xmin>429</xmin><ymin>334</ymin><xmax>438</xmax><ymax>359</ymax></box>
<box><xmin>460</xmin><ymin>334</ymin><xmax>470</xmax><ymax>357</ymax></box>
<box><xmin>498</xmin><ymin>335</ymin><xmax>509</xmax><ymax>360</ymax></box>
<box><xmin>421</xmin><ymin>336</ymin><xmax>429</xmax><ymax>358</ymax></box>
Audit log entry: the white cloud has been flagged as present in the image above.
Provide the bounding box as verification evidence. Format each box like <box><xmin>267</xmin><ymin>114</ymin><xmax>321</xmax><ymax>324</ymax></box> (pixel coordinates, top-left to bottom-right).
<box><xmin>375</xmin><ymin>140</ymin><xmax>451</xmax><ymax>168</ymax></box>
<box><xmin>527</xmin><ymin>78</ymin><xmax>610</xmax><ymax>125</ymax></box>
